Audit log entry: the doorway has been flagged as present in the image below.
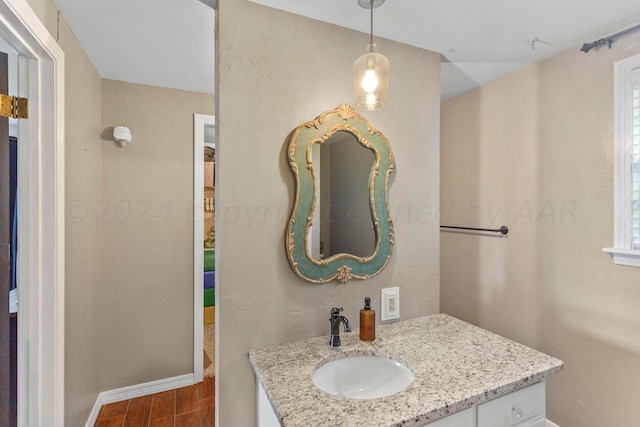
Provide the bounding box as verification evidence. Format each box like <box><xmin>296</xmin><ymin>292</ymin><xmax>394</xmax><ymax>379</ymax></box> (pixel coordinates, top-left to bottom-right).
<box><xmin>0</xmin><ymin>47</ymin><xmax>17</xmax><ymax>425</ymax></box>
<box><xmin>194</xmin><ymin>113</ymin><xmax>216</xmax><ymax>382</ymax></box>
<box><xmin>0</xmin><ymin>0</ymin><xmax>65</xmax><ymax>424</ymax></box>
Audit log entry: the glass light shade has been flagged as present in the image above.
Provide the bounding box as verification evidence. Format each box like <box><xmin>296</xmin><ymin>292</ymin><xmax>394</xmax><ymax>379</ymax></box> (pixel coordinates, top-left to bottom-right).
<box><xmin>353</xmin><ymin>43</ymin><xmax>390</xmax><ymax>111</ymax></box>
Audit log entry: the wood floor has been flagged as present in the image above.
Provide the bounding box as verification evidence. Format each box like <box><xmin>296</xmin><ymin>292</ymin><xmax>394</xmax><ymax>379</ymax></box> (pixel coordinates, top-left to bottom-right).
<box><xmin>94</xmin><ymin>377</ymin><xmax>214</xmax><ymax>427</ymax></box>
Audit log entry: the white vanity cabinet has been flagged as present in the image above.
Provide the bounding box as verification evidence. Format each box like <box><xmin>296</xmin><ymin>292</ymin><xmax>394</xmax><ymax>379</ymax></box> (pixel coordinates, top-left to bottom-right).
<box><xmin>258</xmin><ymin>380</ymin><xmax>546</xmax><ymax>427</ymax></box>
<box><xmin>476</xmin><ymin>382</ymin><xmax>546</xmax><ymax>427</ymax></box>
<box><xmin>257</xmin><ymin>380</ymin><xmax>281</xmax><ymax>427</ymax></box>
<box><xmin>424</xmin><ymin>407</ymin><xmax>474</xmax><ymax>426</ymax></box>
<box><xmin>424</xmin><ymin>382</ymin><xmax>546</xmax><ymax>427</ymax></box>
<box><xmin>257</xmin><ymin>379</ymin><xmax>475</xmax><ymax>427</ymax></box>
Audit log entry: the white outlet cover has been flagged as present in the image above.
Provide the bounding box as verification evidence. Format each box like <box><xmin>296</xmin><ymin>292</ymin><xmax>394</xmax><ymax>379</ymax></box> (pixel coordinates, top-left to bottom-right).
<box><xmin>381</xmin><ymin>287</ymin><xmax>400</xmax><ymax>321</ymax></box>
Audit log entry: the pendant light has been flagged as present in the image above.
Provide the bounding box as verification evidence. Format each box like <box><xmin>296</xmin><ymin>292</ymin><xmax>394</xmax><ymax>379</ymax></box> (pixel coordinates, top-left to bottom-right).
<box><xmin>353</xmin><ymin>0</ymin><xmax>389</xmax><ymax>111</ymax></box>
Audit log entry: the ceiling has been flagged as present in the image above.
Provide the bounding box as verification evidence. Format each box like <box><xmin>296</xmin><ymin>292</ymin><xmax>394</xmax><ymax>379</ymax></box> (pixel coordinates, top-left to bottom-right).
<box><xmin>55</xmin><ymin>0</ymin><xmax>640</xmax><ymax>100</ymax></box>
<box><xmin>54</xmin><ymin>0</ymin><xmax>215</xmax><ymax>94</ymax></box>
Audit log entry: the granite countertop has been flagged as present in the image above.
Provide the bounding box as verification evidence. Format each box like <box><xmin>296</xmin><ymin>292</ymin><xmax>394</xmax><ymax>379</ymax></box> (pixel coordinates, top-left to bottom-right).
<box><xmin>249</xmin><ymin>313</ymin><xmax>563</xmax><ymax>427</ymax></box>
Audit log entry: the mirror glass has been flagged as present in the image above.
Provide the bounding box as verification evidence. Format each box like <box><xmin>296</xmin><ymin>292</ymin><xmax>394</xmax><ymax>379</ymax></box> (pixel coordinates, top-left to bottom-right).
<box><xmin>286</xmin><ymin>104</ymin><xmax>395</xmax><ymax>284</ymax></box>
<box><xmin>308</xmin><ymin>131</ymin><xmax>376</xmax><ymax>260</ymax></box>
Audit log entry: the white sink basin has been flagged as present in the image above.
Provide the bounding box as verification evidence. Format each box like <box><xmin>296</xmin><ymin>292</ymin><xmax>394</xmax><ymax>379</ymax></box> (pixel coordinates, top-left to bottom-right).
<box><xmin>312</xmin><ymin>355</ymin><xmax>414</xmax><ymax>399</ymax></box>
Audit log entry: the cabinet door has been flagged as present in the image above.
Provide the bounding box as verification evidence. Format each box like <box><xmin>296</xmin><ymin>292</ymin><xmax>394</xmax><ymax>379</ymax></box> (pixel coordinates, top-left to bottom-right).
<box><xmin>257</xmin><ymin>379</ymin><xmax>281</xmax><ymax>427</ymax></box>
<box><xmin>516</xmin><ymin>417</ymin><xmax>546</xmax><ymax>427</ymax></box>
<box><xmin>421</xmin><ymin>407</ymin><xmax>473</xmax><ymax>426</ymax></box>
<box><xmin>477</xmin><ymin>382</ymin><xmax>545</xmax><ymax>427</ymax></box>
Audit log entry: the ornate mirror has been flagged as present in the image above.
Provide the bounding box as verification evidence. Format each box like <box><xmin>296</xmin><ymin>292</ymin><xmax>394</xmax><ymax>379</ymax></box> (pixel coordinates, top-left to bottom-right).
<box><xmin>286</xmin><ymin>104</ymin><xmax>395</xmax><ymax>284</ymax></box>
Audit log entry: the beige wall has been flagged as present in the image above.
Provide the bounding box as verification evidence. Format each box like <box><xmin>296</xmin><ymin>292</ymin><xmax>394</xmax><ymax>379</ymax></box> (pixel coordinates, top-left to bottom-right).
<box><xmin>217</xmin><ymin>0</ymin><xmax>441</xmax><ymax>424</ymax></box>
<box><xmin>441</xmin><ymin>33</ymin><xmax>640</xmax><ymax>426</ymax></box>
<box><xmin>61</xmin><ymin>22</ymin><xmax>104</xmax><ymax>427</ymax></box>
<box><xmin>26</xmin><ymin>0</ymin><xmax>58</xmax><ymax>36</ymax></box>
<box><xmin>25</xmin><ymin>0</ymin><xmax>104</xmax><ymax>424</ymax></box>
<box><xmin>100</xmin><ymin>79</ymin><xmax>214</xmax><ymax>390</ymax></box>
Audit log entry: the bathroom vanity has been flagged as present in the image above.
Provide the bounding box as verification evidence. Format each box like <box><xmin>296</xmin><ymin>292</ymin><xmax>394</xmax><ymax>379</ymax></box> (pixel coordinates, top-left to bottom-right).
<box><xmin>249</xmin><ymin>314</ymin><xmax>563</xmax><ymax>427</ymax></box>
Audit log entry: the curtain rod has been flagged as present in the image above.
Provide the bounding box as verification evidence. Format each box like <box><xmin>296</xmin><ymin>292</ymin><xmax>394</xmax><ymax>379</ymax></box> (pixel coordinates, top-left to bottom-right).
<box><xmin>580</xmin><ymin>23</ymin><xmax>640</xmax><ymax>53</ymax></box>
<box><xmin>440</xmin><ymin>225</ymin><xmax>509</xmax><ymax>235</ymax></box>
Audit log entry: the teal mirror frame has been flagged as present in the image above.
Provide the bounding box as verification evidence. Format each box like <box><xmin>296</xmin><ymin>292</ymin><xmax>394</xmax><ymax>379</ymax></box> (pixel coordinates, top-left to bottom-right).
<box><xmin>286</xmin><ymin>104</ymin><xmax>395</xmax><ymax>284</ymax></box>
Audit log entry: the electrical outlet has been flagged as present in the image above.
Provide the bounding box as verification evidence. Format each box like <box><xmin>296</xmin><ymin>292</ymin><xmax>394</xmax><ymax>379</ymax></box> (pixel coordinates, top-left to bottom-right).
<box><xmin>381</xmin><ymin>287</ymin><xmax>400</xmax><ymax>321</ymax></box>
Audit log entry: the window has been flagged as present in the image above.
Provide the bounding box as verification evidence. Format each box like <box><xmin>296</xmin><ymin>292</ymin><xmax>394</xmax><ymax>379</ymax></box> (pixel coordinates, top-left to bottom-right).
<box><xmin>603</xmin><ymin>53</ymin><xmax>640</xmax><ymax>266</ymax></box>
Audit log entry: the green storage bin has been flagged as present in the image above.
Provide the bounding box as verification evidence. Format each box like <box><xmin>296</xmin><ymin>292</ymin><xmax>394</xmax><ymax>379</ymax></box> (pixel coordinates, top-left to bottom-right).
<box><xmin>204</xmin><ymin>249</ymin><xmax>215</xmax><ymax>272</ymax></box>
<box><xmin>204</xmin><ymin>288</ymin><xmax>215</xmax><ymax>307</ymax></box>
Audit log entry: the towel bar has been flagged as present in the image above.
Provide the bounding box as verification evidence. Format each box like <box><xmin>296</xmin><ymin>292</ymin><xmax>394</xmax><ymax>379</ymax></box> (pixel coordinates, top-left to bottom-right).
<box><xmin>440</xmin><ymin>225</ymin><xmax>509</xmax><ymax>235</ymax></box>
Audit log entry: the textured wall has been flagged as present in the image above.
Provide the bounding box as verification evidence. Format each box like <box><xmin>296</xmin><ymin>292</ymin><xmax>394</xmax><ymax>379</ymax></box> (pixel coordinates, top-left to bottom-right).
<box><xmin>26</xmin><ymin>0</ymin><xmax>58</xmax><ymax>36</ymax></box>
<box><xmin>100</xmin><ymin>79</ymin><xmax>214</xmax><ymax>390</ymax></box>
<box><xmin>217</xmin><ymin>0</ymin><xmax>441</xmax><ymax>424</ymax></box>
<box><xmin>441</xmin><ymin>33</ymin><xmax>640</xmax><ymax>426</ymax></box>
<box><xmin>60</xmin><ymin>19</ymin><xmax>104</xmax><ymax>426</ymax></box>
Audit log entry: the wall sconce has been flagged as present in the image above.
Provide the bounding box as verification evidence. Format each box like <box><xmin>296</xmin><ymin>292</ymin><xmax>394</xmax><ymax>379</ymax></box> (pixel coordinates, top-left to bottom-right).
<box><xmin>113</xmin><ymin>126</ymin><xmax>132</xmax><ymax>147</ymax></box>
<box><xmin>353</xmin><ymin>0</ymin><xmax>390</xmax><ymax>111</ymax></box>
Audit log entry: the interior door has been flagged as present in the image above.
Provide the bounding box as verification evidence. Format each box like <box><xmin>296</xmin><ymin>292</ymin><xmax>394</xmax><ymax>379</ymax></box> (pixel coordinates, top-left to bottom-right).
<box><xmin>0</xmin><ymin>50</ymin><xmax>16</xmax><ymax>424</ymax></box>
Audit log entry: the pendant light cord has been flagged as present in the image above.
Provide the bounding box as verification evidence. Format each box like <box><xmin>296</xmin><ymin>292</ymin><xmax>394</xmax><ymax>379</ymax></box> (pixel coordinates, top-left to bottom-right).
<box><xmin>369</xmin><ymin>0</ymin><xmax>374</xmax><ymax>45</ymax></box>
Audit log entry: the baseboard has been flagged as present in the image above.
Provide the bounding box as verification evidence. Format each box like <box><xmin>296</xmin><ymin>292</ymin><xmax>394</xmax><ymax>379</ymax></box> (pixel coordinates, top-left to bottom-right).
<box><xmin>546</xmin><ymin>419</ymin><xmax>561</xmax><ymax>427</ymax></box>
<box><xmin>85</xmin><ymin>373</ymin><xmax>195</xmax><ymax>427</ymax></box>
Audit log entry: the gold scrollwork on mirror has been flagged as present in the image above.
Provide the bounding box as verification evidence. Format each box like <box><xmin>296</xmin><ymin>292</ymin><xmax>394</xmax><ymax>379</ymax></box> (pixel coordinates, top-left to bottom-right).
<box><xmin>285</xmin><ymin>104</ymin><xmax>395</xmax><ymax>284</ymax></box>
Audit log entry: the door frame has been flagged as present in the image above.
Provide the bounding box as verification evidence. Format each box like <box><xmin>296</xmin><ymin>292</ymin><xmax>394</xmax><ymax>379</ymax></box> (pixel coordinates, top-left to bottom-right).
<box><xmin>0</xmin><ymin>0</ymin><xmax>65</xmax><ymax>425</ymax></box>
<box><xmin>193</xmin><ymin>113</ymin><xmax>215</xmax><ymax>382</ymax></box>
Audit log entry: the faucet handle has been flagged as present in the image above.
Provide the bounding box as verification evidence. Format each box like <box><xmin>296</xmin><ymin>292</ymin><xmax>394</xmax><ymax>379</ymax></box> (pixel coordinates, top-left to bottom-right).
<box><xmin>330</xmin><ymin>307</ymin><xmax>343</xmax><ymax>317</ymax></box>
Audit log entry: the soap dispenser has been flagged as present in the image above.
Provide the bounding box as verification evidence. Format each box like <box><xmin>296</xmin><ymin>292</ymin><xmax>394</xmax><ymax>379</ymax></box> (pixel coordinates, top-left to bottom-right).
<box><xmin>360</xmin><ymin>297</ymin><xmax>375</xmax><ymax>342</ymax></box>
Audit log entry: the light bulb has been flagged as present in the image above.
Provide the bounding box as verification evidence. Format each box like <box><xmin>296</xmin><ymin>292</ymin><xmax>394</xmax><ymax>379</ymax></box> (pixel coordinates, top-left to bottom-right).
<box><xmin>365</xmin><ymin>93</ymin><xmax>377</xmax><ymax>110</ymax></box>
<box><xmin>361</xmin><ymin>69</ymin><xmax>379</xmax><ymax>92</ymax></box>
<box><xmin>353</xmin><ymin>44</ymin><xmax>389</xmax><ymax>111</ymax></box>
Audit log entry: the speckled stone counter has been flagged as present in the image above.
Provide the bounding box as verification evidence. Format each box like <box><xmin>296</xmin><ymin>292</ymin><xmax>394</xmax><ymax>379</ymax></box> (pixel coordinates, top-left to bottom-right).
<box><xmin>249</xmin><ymin>314</ymin><xmax>563</xmax><ymax>427</ymax></box>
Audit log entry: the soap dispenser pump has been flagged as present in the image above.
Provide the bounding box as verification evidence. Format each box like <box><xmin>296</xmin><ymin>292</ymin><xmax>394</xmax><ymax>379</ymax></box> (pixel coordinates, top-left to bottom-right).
<box><xmin>360</xmin><ymin>297</ymin><xmax>375</xmax><ymax>342</ymax></box>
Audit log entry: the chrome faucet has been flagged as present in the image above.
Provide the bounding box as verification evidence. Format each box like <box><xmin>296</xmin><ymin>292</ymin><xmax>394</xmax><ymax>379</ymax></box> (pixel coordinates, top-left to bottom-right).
<box><xmin>329</xmin><ymin>307</ymin><xmax>351</xmax><ymax>347</ymax></box>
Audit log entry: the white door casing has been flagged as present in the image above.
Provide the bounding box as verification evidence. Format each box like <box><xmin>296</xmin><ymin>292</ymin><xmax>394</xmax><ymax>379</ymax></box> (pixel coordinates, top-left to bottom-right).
<box><xmin>0</xmin><ymin>0</ymin><xmax>65</xmax><ymax>425</ymax></box>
